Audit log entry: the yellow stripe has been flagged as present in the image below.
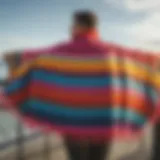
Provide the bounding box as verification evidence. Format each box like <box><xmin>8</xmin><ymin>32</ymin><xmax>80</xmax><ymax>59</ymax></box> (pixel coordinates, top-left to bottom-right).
<box><xmin>12</xmin><ymin>60</ymin><xmax>34</xmax><ymax>79</ymax></box>
<box><xmin>12</xmin><ymin>56</ymin><xmax>160</xmax><ymax>89</ymax></box>
<box><xmin>35</xmin><ymin>57</ymin><xmax>151</xmax><ymax>78</ymax></box>
<box><xmin>151</xmin><ymin>72</ymin><xmax>160</xmax><ymax>89</ymax></box>
<box><xmin>35</xmin><ymin>56</ymin><xmax>147</xmax><ymax>71</ymax></box>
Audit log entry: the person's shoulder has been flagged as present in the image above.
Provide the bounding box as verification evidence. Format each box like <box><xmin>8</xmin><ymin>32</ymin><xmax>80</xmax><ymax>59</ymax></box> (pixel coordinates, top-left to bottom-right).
<box><xmin>97</xmin><ymin>41</ymin><xmax>160</xmax><ymax>66</ymax></box>
<box><xmin>100</xmin><ymin>41</ymin><xmax>150</xmax><ymax>54</ymax></box>
<box><xmin>50</xmin><ymin>41</ymin><xmax>72</xmax><ymax>52</ymax></box>
<box><xmin>97</xmin><ymin>41</ymin><xmax>126</xmax><ymax>53</ymax></box>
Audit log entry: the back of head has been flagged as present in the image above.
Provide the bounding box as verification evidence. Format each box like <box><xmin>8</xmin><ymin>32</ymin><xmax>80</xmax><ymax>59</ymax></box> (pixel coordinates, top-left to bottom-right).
<box><xmin>72</xmin><ymin>10</ymin><xmax>98</xmax><ymax>35</ymax></box>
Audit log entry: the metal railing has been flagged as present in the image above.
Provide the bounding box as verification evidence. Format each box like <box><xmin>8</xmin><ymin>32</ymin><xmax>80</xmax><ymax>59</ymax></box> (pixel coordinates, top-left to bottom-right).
<box><xmin>0</xmin><ymin>79</ymin><xmax>62</xmax><ymax>160</ymax></box>
<box><xmin>0</xmin><ymin>109</ymin><xmax>62</xmax><ymax>160</ymax></box>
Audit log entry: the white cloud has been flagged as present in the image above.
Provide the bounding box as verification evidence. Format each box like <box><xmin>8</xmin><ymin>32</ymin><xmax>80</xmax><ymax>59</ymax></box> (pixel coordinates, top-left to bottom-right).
<box><xmin>0</xmin><ymin>35</ymin><xmax>58</xmax><ymax>55</ymax></box>
<box><xmin>124</xmin><ymin>0</ymin><xmax>160</xmax><ymax>12</ymax></box>
<box><xmin>126</xmin><ymin>12</ymin><xmax>160</xmax><ymax>51</ymax></box>
<box><xmin>105</xmin><ymin>0</ymin><xmax>160</xmax><ymax>51</ymax></box>
<box><xmin>105</xmin><ymin>0</ymin><xmax>160</xmax><ymax>12</ymax></box>
<box><xmin>127</xmin><ymin>12</ymin><xmax>160</xmax><ymax>40</ymax></box>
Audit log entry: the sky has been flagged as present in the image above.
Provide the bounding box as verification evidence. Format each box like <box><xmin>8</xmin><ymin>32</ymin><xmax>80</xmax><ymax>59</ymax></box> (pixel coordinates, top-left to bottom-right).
<box><xmin>0</xmin><ymin>0</ymin><xmax>160</xmax><ymax>53</ymax></box>
<box><xmin>0</xmin><ymin>0</ymin><xmax>160</xmax><ymax>78</ymax></box>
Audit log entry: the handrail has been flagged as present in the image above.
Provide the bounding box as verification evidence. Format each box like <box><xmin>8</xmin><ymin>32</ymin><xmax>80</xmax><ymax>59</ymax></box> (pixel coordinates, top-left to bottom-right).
<box><xmin>0</xmin><ymin>80</ymin><xmax>41</xmax><ymax>152</ymax></box>
<box><xmin>0</xmin><ymin>106</ymin><xmax>41</xmax><ymax>151</ymax></box>
<box><xmin>0</xmin><ymin>131</ymin><xmax>41</xmax><ymax>151</ymax></box>
<box><xmin>0</xmin><ymin>80</ymin><xmax>8</xmax><ymax>87</ymax></box>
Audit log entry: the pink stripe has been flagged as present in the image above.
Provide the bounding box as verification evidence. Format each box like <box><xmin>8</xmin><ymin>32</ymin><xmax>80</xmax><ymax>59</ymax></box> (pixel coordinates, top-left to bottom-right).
<box><xmin>22</xmin><ymin>44</ymin><xmax>62</xmax><ymax>62</ymax></box>
<box><xmin>4</xmin><ymin>102</ymin><xmax>142</xmax><ymax>140</ymax></box>
<box><xmin>21</xmin><ymin>41</ymin><xmax>111</xmax><ymax>62</ymax></box>
<box><xmin>25</xmin><ymin>116</ymin><xmax>142</xmax><ymax>139</ymax></box>
<box><xmin>0</xmin><ymin>92</ymin><xmax>159</xmax><ymax>142</ymax></box>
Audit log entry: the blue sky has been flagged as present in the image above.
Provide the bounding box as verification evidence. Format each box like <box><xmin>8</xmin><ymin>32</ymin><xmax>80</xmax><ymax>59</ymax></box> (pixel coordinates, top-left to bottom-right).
<box><xmin>0</xmin><ymin>0</ymin><xmax>159</xmax><ymax>53</ymax></box>
<box><xmin>0</xmin><ymin>0</ymin><xmax>160</xmax><ymax>78</ymax></box>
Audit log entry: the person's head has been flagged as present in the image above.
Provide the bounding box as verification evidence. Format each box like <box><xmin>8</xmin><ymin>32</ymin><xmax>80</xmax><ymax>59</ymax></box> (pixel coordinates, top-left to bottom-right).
<box><xmin>71</xmin><ymin>10</ymin><xmax>98</xmax><ymax>36</ymax></box>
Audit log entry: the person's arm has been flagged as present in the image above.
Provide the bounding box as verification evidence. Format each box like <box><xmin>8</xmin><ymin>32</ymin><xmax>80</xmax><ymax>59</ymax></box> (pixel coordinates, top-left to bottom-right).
<box><xmin>21</xmin><ymin>46</ymin><xmax>55</xmax><ymax>62</ymax></box>
<box><xmin>3</xmin><ymin>44</ymin><xmax>61</xmax><ymax>78</ymax></box>
<box><xmin>3</xmin><ymin>51</ymin><xmax>22</xmax><ymax>79</ymax></box>
<box><xmin>4</xmin><ymin>51</ymin><xmax>22</xmax><ymax>68</ymax></box>
<box><xmin>4</xmin><ymin>58</ymin><xmax>34</xmax><ymax>106</ymax></box>
<box><xmin>4</xmin><ymin>46</ymin><xmax>53</xmax><ymax>65</ymax></box>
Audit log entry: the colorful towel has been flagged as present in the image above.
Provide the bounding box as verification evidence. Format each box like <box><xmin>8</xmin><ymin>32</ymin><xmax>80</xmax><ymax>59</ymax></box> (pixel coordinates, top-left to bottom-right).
<box><xmin>2</xmin><ymin>52</ymin><xmax>160</xmax><ymax>141</ymax></box>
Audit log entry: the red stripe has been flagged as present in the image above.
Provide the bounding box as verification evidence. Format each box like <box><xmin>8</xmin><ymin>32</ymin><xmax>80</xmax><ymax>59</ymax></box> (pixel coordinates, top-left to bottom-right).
<box><xmin>6</xmin><ymin>87</ymin><xmax>29</xmax><ymax>107</ymax></box>
<box><xmin>29</xmin><ymin>81</ymin><xmax>153</xmax><ymax>115</ymax></box>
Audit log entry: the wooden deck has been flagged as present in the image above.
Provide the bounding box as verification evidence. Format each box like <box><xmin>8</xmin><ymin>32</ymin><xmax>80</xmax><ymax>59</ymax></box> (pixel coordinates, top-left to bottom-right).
<box><xmin>0</xmin><ymin>124</ymin><xmax>153</xmax><ymax>160</ymax></box>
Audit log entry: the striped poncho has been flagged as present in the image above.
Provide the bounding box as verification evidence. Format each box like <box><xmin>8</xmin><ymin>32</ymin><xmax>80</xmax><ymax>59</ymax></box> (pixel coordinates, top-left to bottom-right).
<box><xmin>3</xmin><ymin>50</ymin><xmax>160</xmax><ymax>141</ymax></box>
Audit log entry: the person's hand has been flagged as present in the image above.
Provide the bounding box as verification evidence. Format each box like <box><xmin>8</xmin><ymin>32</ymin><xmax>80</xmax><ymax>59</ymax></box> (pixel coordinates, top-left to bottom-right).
<box><xmin>3</xmin><ymin>51</ymin><xmax>22</xmax><ymax>80</ymax></box>
<box><xmin>3</xmin><ymin>51</ymin><xmax>21</xmax><ymax>68</ymax></box>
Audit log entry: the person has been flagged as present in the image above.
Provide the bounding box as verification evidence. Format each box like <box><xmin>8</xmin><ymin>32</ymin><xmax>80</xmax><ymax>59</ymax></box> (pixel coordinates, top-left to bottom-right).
<box><xmin>3</xmin><ymin>10</ymin><xmax>160</xmax><ymax>160</ymax></box>
<box><xmin>151</xmin><ymin>60</ymin><xmax>160</xmax><ymax>160</ymax></box>
<box><xmin>4</xmin><ymin>10</ymin><xmax>111</xmax><ymax>160</ymax></box>
<box><xmin>152</xmin><ymin>122</ymin><xmax>160</xmax><ymax>160</ymax></box>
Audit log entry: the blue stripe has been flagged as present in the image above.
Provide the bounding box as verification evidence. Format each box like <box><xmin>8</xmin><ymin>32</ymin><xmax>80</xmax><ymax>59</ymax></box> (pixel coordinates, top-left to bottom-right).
<box><xmin>32</xmin><ymin>70</ymin><xmax>114</xmax><ymax>87</ymax></box>
<box><xmin>6</xmin><ymin>69</ymin><xmax>157</xmax><ymax>99</ymax></box>
<box><xmin>5</xmin><ymin>69</ymin><xmax>158</xmax><ymax>105</ymax></box>
<box><xmin>5</xmin><ymin>73</ymin><xmax>30</xmax><ymax>95</ymax></box>
<box><xmin>20</xmin><ymin>99</ymin><xmax>146</xmax><ymax>126</ymax></box>
<box><xmin>32</xmin><ymin>70</ymin><xmax>155</xmax><ymax>93</ymax></box>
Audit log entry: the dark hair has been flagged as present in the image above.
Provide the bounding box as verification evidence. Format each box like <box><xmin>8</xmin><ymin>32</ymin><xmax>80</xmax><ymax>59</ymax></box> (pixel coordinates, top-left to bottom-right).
<box><xmin>73</xmin><ymin>10</ymin><xmax>98</xmax><ymax>28</ymax></box>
